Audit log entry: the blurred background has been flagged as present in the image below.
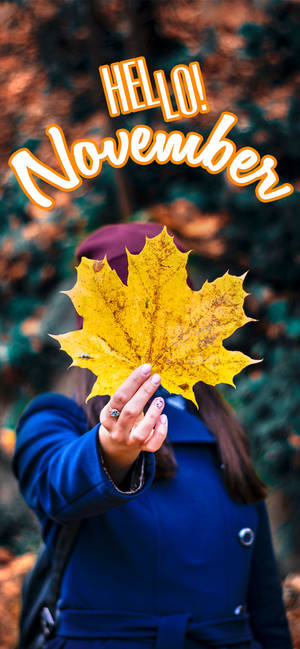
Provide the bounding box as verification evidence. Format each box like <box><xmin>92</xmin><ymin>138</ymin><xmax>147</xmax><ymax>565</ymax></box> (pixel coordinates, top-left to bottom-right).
<box><xmin>0</xmin><ymin>0</ymin><xmax>299</xmax><ymax>646</ymax></box>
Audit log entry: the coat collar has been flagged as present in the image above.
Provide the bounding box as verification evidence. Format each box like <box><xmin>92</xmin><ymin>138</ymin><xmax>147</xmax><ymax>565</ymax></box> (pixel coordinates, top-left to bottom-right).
<box><xmin>17</xmin><ymin>391</ymin><xmax>215</xmax><ymax>444</ymax></box>
<box><xmin>155</xmin><ymin>387</ymin><xmax>216</xmax><ymax>445</ymax></box>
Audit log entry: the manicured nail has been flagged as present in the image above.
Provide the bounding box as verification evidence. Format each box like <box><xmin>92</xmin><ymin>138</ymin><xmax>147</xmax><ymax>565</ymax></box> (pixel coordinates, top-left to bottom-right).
<box><xmin>141</xmin><ymin>363</ymin><xmax>152</xmax><ymax>375</ymax></box>
<box><xmin>160</xmin><ymin>414</ymin><xmax>167</xmax><ymax>425</ymax></box>
<box><xmin>150</xmin><ymin>373</ymin><xmax>161</xmax><ymax>385</ymax></box>
<box><xmin>154</xmin><ymin>397</ymin><xmax>164</xmax><ymax>409</ymax></box>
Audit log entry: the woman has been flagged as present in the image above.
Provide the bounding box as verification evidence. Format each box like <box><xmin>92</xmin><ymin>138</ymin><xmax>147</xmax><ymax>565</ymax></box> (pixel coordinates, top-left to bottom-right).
<box><xmin>13</xmin><ymin>222</ymin><xmax>293</xmax><ymax>649</ymax></box>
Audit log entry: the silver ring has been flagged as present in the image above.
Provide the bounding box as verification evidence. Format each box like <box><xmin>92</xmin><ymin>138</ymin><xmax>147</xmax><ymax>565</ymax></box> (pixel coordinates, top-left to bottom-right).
<box><xmin>109</xmin><ymin>407</ymin><xmax>121</xmax><ymax>418</ymax></box>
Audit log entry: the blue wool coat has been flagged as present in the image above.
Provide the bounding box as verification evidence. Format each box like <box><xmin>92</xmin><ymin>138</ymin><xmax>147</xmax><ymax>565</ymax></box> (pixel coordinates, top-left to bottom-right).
<box><xmin>12</xmin><ymin>392</ymin><xmax>293</xmax><ymax>649</ymax></box>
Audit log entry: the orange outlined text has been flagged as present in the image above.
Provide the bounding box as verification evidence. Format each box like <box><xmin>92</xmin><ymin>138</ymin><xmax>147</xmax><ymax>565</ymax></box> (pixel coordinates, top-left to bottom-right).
<box><xmin>98</xmin><ymin>57</ymin><xmax>209</xmax><ymax>121</ymax></box>
<box><xmin>8</xmin><ymin>113</ymin><xmax>294</xmax><ymax>209</ymax></box>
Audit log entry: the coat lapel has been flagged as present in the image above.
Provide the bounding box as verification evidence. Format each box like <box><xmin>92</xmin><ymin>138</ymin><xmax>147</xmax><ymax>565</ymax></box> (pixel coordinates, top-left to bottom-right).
<box><xmin>163</xmin><ymin>395</ymin><xmax>216</xmax><ymax>444</ymax></box>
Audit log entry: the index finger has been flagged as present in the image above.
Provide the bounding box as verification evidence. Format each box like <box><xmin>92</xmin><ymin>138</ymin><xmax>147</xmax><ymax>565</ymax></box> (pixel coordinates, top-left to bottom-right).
<box><xmin>108</xmin><ymin>364</ymin><xmax>152</xmax><ymax>411</ymax></box>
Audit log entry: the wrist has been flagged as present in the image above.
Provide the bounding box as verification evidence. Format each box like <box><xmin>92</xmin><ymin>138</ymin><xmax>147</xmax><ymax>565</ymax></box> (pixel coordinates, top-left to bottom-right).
<box><xmin>98</xmin><ymin>425</ymin><xmax>140</xmax><ymax>485</ymax></box>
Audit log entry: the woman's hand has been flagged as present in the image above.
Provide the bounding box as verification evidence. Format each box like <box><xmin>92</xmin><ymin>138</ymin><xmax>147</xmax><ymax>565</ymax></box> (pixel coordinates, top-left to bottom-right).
<box><xmin>99</xmin><ymin>364</ymin><xmax>168</xmax><ymax>486</ymax></box>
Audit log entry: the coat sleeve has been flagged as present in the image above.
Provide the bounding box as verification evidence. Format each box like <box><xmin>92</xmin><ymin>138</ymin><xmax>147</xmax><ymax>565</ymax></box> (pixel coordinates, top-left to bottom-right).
<box><xmin>247</xmin><ymin>499</ymin><xmax>293</xmax><ymax>649</ymax></box>
<box><xmin>12</xmin><ymin>393</ymin><xmax>156</xmax><ymax>525</ymax></box>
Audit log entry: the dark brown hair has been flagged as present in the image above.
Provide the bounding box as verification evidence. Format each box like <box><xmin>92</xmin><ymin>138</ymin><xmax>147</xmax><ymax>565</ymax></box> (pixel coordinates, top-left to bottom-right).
<box><xmin>75</xmin><ymin>368</ymin><xmax>269</xmax><ymax>505</ymax></box>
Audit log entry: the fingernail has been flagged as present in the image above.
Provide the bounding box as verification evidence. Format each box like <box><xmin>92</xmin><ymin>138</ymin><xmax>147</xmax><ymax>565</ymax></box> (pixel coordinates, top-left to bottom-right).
<box><xmin>150</xmin><ymin>373</ymin><xmax>161</xmax><ymax>385</ymax></box>
<box><xmin>154</xmin><ymin>397</ymin><xmax>164</xmax><ymax>409</ymax></box>
<box><xmin>160</xmin><ymin>414</ymin><xmax>167</xmax><ymax>425</ymax></box>
<box><xmin>141</xmin><ymin>363</ymin><xmax>152</xmax><ymax>375</ymax></box>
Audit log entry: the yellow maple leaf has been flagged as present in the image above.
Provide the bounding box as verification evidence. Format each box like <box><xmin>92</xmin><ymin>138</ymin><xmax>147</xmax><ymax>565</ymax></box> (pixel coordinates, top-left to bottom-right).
<box><xmin>51</xmin><ymin>227</ymin><xmax>260</xmax><ymax>405</ymax></box>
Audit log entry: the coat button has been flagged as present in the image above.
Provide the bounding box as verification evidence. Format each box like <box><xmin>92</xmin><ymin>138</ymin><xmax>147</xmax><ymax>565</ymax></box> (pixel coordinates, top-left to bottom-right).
<box><xmin>237</xmin><ymin>527</ymin><xmax>255</xmax><ymax>546</ymax></box>
<box><xmin>234</xmin><ymin>604</ymin><xmax>246</xmax><ymax>616</ymax></box>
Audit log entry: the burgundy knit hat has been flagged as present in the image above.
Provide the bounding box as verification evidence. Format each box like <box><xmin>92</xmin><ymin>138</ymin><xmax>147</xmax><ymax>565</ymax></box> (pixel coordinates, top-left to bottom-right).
<box><xmin>75</xmin><ymin>222</ymin><xmax>193</xmax><ymax>325</ymax></box>
<box><xmin>76</xmin><ymin>221</ymin><xmax>192</xmax><ymax>281</ymax></box>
